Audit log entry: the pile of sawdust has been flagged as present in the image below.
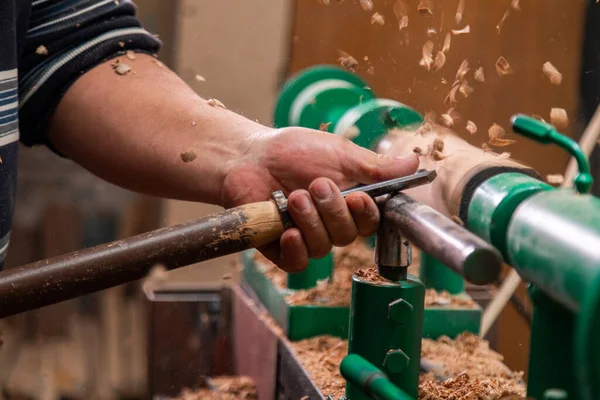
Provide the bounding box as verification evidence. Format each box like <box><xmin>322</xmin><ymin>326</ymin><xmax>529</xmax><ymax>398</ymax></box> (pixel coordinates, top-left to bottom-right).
<box><xmin>354</xmin><ymin>267</ymin><xmax>395</xmax><ymax>284</ymax></box>
<box><xmin>292</xmin><ymin>333</ymin><xmax>525</xmax><ymax>400</ymax></box>
<box><xmin>171</xmin><ymin>376</ymin><xmax>257</xmax><ymax>400</ymax></box>
<box><xmin>291</xmin><ymin>335</ymin><xmax>348</xmax><ymax>399</ymax></box>
<box><xmin>424</xmin><ymin>289</ymin><xmax>476</xmax><ymax>308</ymax></box>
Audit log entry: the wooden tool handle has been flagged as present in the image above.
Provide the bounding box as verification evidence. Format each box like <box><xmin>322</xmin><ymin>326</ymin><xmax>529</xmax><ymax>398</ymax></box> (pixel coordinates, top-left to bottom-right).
<box><xmin>0</xmin><ymin>200</ymin><xmax>284</xmax><ymax>318</ymax></box>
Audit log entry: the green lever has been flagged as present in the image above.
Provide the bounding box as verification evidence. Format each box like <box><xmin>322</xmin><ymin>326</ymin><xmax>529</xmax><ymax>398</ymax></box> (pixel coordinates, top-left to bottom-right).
<box><xmin>511</xmin><ymin>114</ymin><xmax>594</xmax><ymax>194</ymax></box>
<box><xmin>340</xmin><ymin>354</ymin><xmax>415</xmax><ymax>400</ymax></box>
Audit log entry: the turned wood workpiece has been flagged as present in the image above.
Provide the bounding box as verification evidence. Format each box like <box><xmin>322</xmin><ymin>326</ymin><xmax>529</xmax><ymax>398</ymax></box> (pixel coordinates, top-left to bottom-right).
<box><xmin>377</xmin><ymin>126</ymin><xmax>537</xmax><ymax>218</ymax></box>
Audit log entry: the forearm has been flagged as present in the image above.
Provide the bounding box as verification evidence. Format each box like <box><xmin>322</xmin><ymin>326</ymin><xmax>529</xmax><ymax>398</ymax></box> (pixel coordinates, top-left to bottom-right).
<box><xmin>48</xmin><ymin>54</ymin><xmax>264</xmax><ymax>205</ymax></box>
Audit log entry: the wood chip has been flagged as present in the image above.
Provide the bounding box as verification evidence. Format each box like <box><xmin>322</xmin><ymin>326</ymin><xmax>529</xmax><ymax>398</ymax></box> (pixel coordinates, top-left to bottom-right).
<box><xmin>452</xmin><ymin>25</ymin><xmax>470</xmax><ymax>35</ymax></box>
<box><xmin>222</xmin><ymin>273</ymin><xmax>233</xmax><ymax>280</ymax></box>
<box><xmin>413</xmin><ymin>146</ymin><xmax>423</xmax><ymax>155</ymax></box>
<box><xmin>126</xmin><ymin>50</ymin><xmax>135</xmax><ymax>60</ymax></box>
<box><xmin>191</xmin><ymin>121</ymin><xmax>197</xmax><ymax>126</ymax></box>
<box><xmin>152</xmin><ymin>59</ymin><xmax>164</xmax><ymax>68</ymax></box>
<box><xmin>498</xmin><ymin>152</ymin><xmax>512</xmax><ymax>158</ymax></box>
<box><xmin>320</xmin><ymin>122</ymin><xmax>332</xmax><ymax>131</ymax></box>
<box><xmin>458</xmin><ymin>80</ymin><xmax>474</xmax><ymax>97</ymax></box>
<box><xmin>371</xmin><ymin>12</ymin><xmax>385</xmax><ymax>25</ymax></box>
<box><xmin>195</xmin><ymin>74</ymin><xmax>207</xmax><ymax>82</ymax></box>
<box><xmin>118</xmin><ymin>41</ymin><xmax>125</xmax><ymax>48</ymax></box>
<box><xmin>419</xmin><ymin>41</ymin><xmax>435</xmax><ymax>71</ymax></box>
<box><xmin>496</xmin><ymin>56</ymin><xmax>514</xmax><ymax>76</ymax></box>
<box><xmin>441</xmin><ymin>113</ymin><xmax>454</xmax><ymax>127</ymax></box>
<box><xmin>113</xmin><ymin>63</ymin><xmax>132</xmax><ymax>75</ymax></box>
<box><xmin>366</xmin><ymin>66</ymin><xmax>375</xmax><ymax>75</ymax></box>
<box><xmin>432</xmin><ymin>150</ymin><xmax>446</xmax><ymax>161</ymax></box>
<box><xmin>444</xmin><ymin>85</ymin><xmax>460</xmax><ymax>107</ymax></box>
<box><xmin>427</xmin><ymin>28</ymin><xmax>437</xmax><ymax>37</ymax></box>
<box><xmin>393</xmin><ymin>0</ymin><xmax>410</xmax><ymax>31</ymax></box>
<box><xmin>488</xmin><ymin>123</ymin><xmax>506</xmax><ymax>140</ymax></box>
<box><xmin>432</xmin><ymin>51</ymin><xmax>447</xmax><ymax>72</ymax></box>
<box><xmin>456</xmin><ymin>59</ymin><xmax>470</xmax><ymax>81</ymax></box>
<box><xmin>338</xmin><ymin>50</ymin><xmax>359</xmax><ymax>72</ymax></box>
<box><xmin>418</xmin><ymin>0</ymin><xmax>434</xmax><ymax>17</ymax></box>
<box><xmin>482</xmin><ymin>142</ymin><xmax>492</xmax><ymax>152</ymax></box>
<box><xmin>36</xmin><ymin>45</ymin><xmax>48</xmax><ymax>55</ymax></box>
<box><xmin>466</xmin><ymin>120</ymin><xmax>477</xmax><ymax>134</ymax></box>
<box><xmin>442</xmin><ymin>33</ymin><xmax>451</xmax><ymax>53</ymax></box>
<box><xmin>417</xmin><ymin>121</ymin><xmax>433</xmax><ymax>135</ymax></box>
<box><xmin>0</xmin><ymin>156</ymin><xmax>2</xmax><ymax>164</ymax></box>
<box><xmin>550</xmin><ymin>108</ymin><xmax>569</xmax><ymax>129</ymax></box>
<box><xmin>433</xmin><ymin>137</ymin><xmax>445</xmax><ymax>152</ymax></box>
<box><xmin>342</xmin><ymin>126</ymin><xmax>360</xmax><ymax>140</ymax></box>
<box><xmin>511</xmin><ymin>0</ymin><xmax>520</xmax><ymax>10</ymax></box>
<box><xmin>542</xmin><ymin>62</ymin><xmax>562</xmax><ymax>85</ymax></box>
<box><xmin>360</xmin><ymin>0</ymin><xmax>373</xmax><ymax>11</ymax></box>
<box><xmin>455</xmin><ymin>0</ymin><xmax>466</xmax><ymax>25</ymax></box>
<box><xmin>496</xmin><ymin>10</ymin><xmax>511</xmax><ymax>34</ymax></box>
<box><xmin>489</xmin><ymin>138</ymin><xmax>517</xmax><ymax>147</ymax></box>
<box><xmin>546</xmin><ymin>174</ymin><xmax>564</xmax><ymax>185</ymax></box>
<box><xmin>207</xmin><ymin>98</ymin><xmax>226</xmax><ymax>108</ymax></box>
<box><xmin>180</xmin><ymin>149</ymin><xmax>197</xmax><ymax>163</ymax></box>
<box><xmin>452</xmin><ymin>215</ymin><xmax>464</xmax><ymax>225</ymax></box>
<box><xmin>474</xmin><ymin>67</ymin><xmax>485</xmax><ymax>82</ymax></box>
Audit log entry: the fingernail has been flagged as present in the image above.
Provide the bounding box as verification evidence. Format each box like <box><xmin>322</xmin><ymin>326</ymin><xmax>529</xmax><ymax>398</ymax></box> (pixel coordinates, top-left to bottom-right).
<box><xmin>292</xmin><ymin>193</ymin><xmax>311</xmax><ymax>211</ymax></box>
<box><xmin>311</xmin><ymin>180</ymin><xmax>333</xmax><ymax>200</ymax></box>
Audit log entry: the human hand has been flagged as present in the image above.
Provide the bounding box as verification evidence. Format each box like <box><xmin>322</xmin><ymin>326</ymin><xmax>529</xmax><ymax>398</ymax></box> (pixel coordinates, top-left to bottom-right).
<box><xmin>221</xmin><ymin>127</ymin><xmax>419</xmax><ymax>272</ymax></box>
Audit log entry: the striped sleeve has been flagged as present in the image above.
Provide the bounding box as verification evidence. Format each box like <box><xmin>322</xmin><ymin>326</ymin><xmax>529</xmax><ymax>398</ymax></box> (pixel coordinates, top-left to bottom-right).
<box><xmin>18</xmin><ymin>0</ymin><xmax>162</xmax><ymax>147</ymax></box>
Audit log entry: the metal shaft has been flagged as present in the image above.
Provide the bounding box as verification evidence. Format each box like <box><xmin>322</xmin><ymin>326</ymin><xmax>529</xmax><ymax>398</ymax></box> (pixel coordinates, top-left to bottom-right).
<box><xmin>383</xmin><ymin>193</ymin><xmax>502</xmax><ymax>285</ymax></box>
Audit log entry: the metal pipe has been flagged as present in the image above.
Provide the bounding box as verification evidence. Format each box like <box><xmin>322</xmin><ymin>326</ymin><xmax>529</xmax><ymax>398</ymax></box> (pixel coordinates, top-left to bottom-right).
<box><xmin>383</xmin><ymin>193</ymin><xmax>502</xmax><ymax>285</ymax></box>
<box><xmin>375</xmin><ymin>219</ymin><xmax>410</xmax><ymax>281</ymax></box>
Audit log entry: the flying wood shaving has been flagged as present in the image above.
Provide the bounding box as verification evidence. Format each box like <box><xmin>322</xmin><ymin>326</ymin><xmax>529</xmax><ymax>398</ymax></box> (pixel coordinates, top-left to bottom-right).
<box><xmin>496</xmin><ymin>56</ymin><xmax>514</xmax><ymax>76</ymax></box>
<box><xmin>419</xmin><ymin>41</ymin><xmax>435</xmax><ymax>71</ymax></box>
<box><xmin>489</xmin><ymin>138</ymin><xmax>517</xmax><ymax>147</ymax></box>
<box><xmin>433</xmin><ymin>137</ymin><xmax>445</xmax><ymax>152</ymax></box>
<box><xmin>195</xmin><ymin>74</ymin><xmax>206</xmax><ymax>82</ymax></box>
<box><xmin>207</xmin><ymin>98</ymin><xmax>226</xmax><ymax>108</ymax></box>
<box><xmin>444</xmin><ymin>85</ymin><xmax>459</xmax><ymax>107</ymax></box>
<box><xmin>152</xmin><ymin>59</ymin><xmax>163</xmax><ymax>68</ymax></box>
<box><xmin>338</xmin><ymin>50</ymin><xmax>359</xmax><ymax>72</ymax></box>
<box><xmin>498</xmin><ymin>152</ymin><xmax>512</xmax><ymax>158</ymax></box>
<box><xmin>367</xmin><ymin>66</ymin><xmax>375</xmax><ymax>75</ymax></box>
<box><xmin>36</xmin><ymin>45</ymin><xmax>48</xmax><ymax>55</ymax></box>
<box><xmin>393</xmin><ymin>0</ymin><xmax>410</xmax><ymax>31</ymax></box>
<box><xmin>488</xmin><ymin>123</ymin><xmax>506</xmax><ymax>140</ymax></box>
<box><xmin>417</xmin><ymin>122</ymin><xmax>433</xmax><ymax>135</ymax></box>
<box><xmin>532</xmin><ymin>114</ymin><xmax>546</xmax><ymax>122</ymax></box>
<box><xmin>542</xmin><ymin>62</ymin><xmax>562</xmax><ymax>85</ymax></box>
<box><xmin>371</xmin><ymin>12</ymin><xmax>385</xmax><ymax>25</ymax></box>
<box><xmin>432</xmin><ymin>150</ymin><xmax>446</xmax><ymax>161</ymax></box>
<box><xmin>427</xmin><ymin>28</ymin><xmax>437</xmax><ymax>37</ymax></box>
<box><xmin>456</xmin><ymin>60</ymin><xmax>470</xmax><ymax>81</ymax></box>
<box><xmin>455</xmin><ymin>0</ymin><xmax>465</xmax><ymax>25</ymax></box>
<box><xmin>474</xmin><ymin>67</ymin><xmax>485</xmax><ymax>82</ymax></box>
<box><xmin>342</xmin><ymin>126</ymin><xmax>360</xmax><ymax>140</ymax></box>
<box><xmin>126</xmin><ymin>50</ymin><xmax>135</xmax><ymax>60</ymax></box>
<box><xmin>452</xmin><ymin>25</ymin><xmax>470</xmax><ymax>35</ymax></box>
<box><xmin>442</xmin><ymin>33</ymin><xmax>451</xmax><ymax>53</ymax></box>
<box><xmin>459</xmin><ymin>80</ymin><xmax>474</xmax><ymax>97</ymax></box>
<box><xmin>360</xmin><ymin>0</ymin><xmax>373</xmax><ymax>11</ymax></box>
<box><xmin>418</xmin><ymin>0</ymin><xmax>434</xmax><ymax>17</ymax></box>
<box><xmin>432</xmin><ymin>51</ymin><xmax>447</xmax><ymax>72</ymax></box>
<box><xmin>113</xmin><ymin>63</ymin><xmax>132</xmax><ymax>75</ymax></box>
<box><xmin>320</xmin><ymin>122</ymin><xmax>332</xmax><ymax>131</ymax></box>
<box><xmin>441</xmin><ymin>114</ymin><xmax>454</xmax><ymax>127</ymax></box>
<box><xmin>466</xmin><ymin>120</ymin><xmax>477</xmax><ymax>134</ymax></box>
<box><xmin>511</xmin><ymin>0</ymin><xmax>520</xmax><ymax>10</ymax></box>
<box><xmin>482</xmin><ymin>142</ymin><xmax>492</xmax><ymax>152</ymax></box>
<box><xmin>496</xmin><ymin>10</ymin><xmax>510</xmax><ymax>34</ymax></box>
<box><xmin>546</xmin><ymin>174</ymin><xmax>564</xmax><ymax>185</ymax></box>
<box><xmin>413</xmin><ymin>147</ymin><xmax>423</xmax><ymax>155</ymax></box>
<box><xmin>550</xmin><ymin>108</ymin><xmax>569</xmax><ymax>129</ymax></box>
<box><xmin>191</xmin><ymin>121</ymin><xmax>196</xmax><ymax>126</ymax></box>
<box><xmin>452</xmin><ymin>215</ymin><xmax>464</xmax><ymax>225</ymax></box>
<box><xmin>180</xmin><ymin>149</ymin><xmax>197</xmax><ymax>163</ymax></box>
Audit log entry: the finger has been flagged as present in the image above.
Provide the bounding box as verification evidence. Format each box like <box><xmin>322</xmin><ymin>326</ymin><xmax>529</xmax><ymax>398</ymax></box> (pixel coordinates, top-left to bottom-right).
<box><xmin>257</xmin><ymin>243</ymin><xmax>281</xmax><ymax>266</ymax></box>
<box><xmin>287</xmin><ymin>189</ymin><xmax>333</xmax><ymax>259</ymax></box>
<box><xmin>279</xmin><ymin>228</ymin><xmax>308</xmax><ymax>273</ymax></box>
<box><xmin>346</xmin><ymin>192</ymin><xmax>380</xmax><ymax>237</ymax></box>
<box><xmin>339</xmin><ymin>140</ymin><xmax>420</xmax><ymax>184</ymax></box>
<box><xmin>309</xmin><ymin>177</ymin><xmax>358</xmax><ymax>247</ymax></box>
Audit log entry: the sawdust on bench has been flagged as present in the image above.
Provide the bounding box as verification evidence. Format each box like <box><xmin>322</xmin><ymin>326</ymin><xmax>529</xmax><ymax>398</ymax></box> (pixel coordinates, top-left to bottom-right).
<box><xmin>292</xmin><ymin>333</ymin><xmax>525</xmax><ymax>400</ymax></box>
<box><xmin>172</xmin><ymin>376</ymin><xmax>257</xmax><ymax>400</ymax></box>
<box><xmin>425</xmin><ymin>289</ymin><xmax>476</xmax><ymax>308</ymax></box>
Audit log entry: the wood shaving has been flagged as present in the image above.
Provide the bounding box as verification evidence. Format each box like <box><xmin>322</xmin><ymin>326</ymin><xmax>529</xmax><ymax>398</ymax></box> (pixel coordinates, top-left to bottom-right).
<box><xmin>425</xmin><ymin>290</ymin><xmax>477</xmax><ymax>308</ymax></box>
<box><xmin>394</xmin><ymin>0</ymin><xmax>410</xmax><ymax>31</ymax></box>
<box><xmin>496</xmin><ymin>10</ymin><xmax>511</xmax><ymax>34</ymax></box>
<box><xmin>532</xmin><ymin>114</ymin><xmax>546</xmax><ymax>122</ymax></box>
<box><xmin>498</xmin><ymin>152</ymin><xmax>512</xmax><ymax>159</ymax></box>
<box><xmin>338</xmin><ymin>50</ymin><xmax>359</xmax><ymax>72</ymax></box>
<box><xmin>482</xmin><ymin>143</ymin><xmax>492</xmax><ymax>152</ymax></box>
<box><xmin>36</xmin><ymin>45</ymin><xmax>48</xmax><ymax>55</ymax></box>
<box><xmin>342</xmin><ymin>125</ymin><xmax>360</xmax><ymax>140</ymax></box>
<box><xmin>444</xmin><ymin>85</ymin><xmax>460</xmax><ymax>107</ymax></box>
<box><xmin>367</xmin><ymin>65</ymin><xmax>375</xmax><ymax>75</ymax></box>
<box><xmin>126</xmin><ymin>50</ymin><xmax>135</xmax><ymax>60</ymax></box>
<box><xmin>319</xmin><ymin>0</ymin><xmax>330</xmax><ymax>4</ymax></box>
<box><xmin>546</xmin><ymin>174</ymin><xmax>564</xmax><ymax>185</ymax></box>
<box><xmin>118</xmin><ymin>41</ymin><xmax>125</xmax><ymax>48</ymax></box>
<box><xmin>442</xmin><ymin>33</ymin><xmax>451</xmax><ymax>53</ymax></box>
<box><xmin>440</xmin><ymin>114</ymin><xmax>455</xmax><ymax>127</ymax></box>
<box><xmin>319</xmin><ymin>122</ymin><xmax>332</xmax><ymax>131</ymax></box>
<box><xmin>489</xmin><ymin>138</ymin><xmax>517</xmax><ymax>147</ymax></box>
<box><xmin>420</xmin><ymin>41</ymin><xmax>435</xmax><ymax>71</ymax></box>
<box><xmin>180</xmin><ymin>149</ymin><xmax>198</xmax><ymax>163</ymax></box>
<box><xmin>191</xmin><ymin>121</ymin><xmax>197</xmax><ymax>126</ymax></box>
<box><xmin>0</xmin><ymin>156</ymin><xmax>2</xmax><ymax>164</ymax></box>
<box><xmin>433</xmin><ymin>137</ymin><xmax>445</xmax><ymax>152</ymax></box>
<box><xmin>496</xmin><ymin>56</ymin><xmax>514</xmax><ymax>76</ymax></box>
<box><xmin>432</xmin><ymin>150</ymin><xmax>446</xmax><ymax>161</ymax></box>
<box><xmin>371</xmin><ymin>12</ymin><xmax>385</xmax><ymax>25</ymax></box>
<box><xmin>542</xmin><ymin>62</ymin><xmax>562</xmax><ymax>85</ymax></box>
<box><xmin>451</xmin><ymin>25</ymin><xmax>470</xmax><ymax>35</ymax></box>
<box><xmin>451</xmin><ymin>216</ymin><xmax>464</xmax><ymax>226</ymax></box>
<box><xmin>195</xmin><ymin>74</ymin><xmax>207</xmax><ymax>82</ymax></box>
<box><xmin>360</xmin><ymin>0</ymin><xmax>373</xmax><ymax>11</ymax></box>
<box><xmin>455</xmin><ymin>0</ymin><xmax>465</xmax><ymax>25</ymax></box>
<box><xmin>488</xmin><ymin>123</ymin><xmax>506</xmax><ymax>140</ymax></box>
<box><xmin>466</xmin><ymin>120</ymin><xmax>477</xmax><ymax>134</ymax></box>
<box><xmin>207</xmin><ymin>98</ymin><xmax>226</xmax><ymax>108</ymax></box>
<box><xmin>427</xmin><ymin>28</ymin><xmax>437</xmax><ymax>37</ymax></box>
<box><xmin>222</xmin><ymin>273</ymin><xmax>233</xmax><ymax>280</ymax></box>
<box><xmin>432</xmin><ymin>51</ymin><xmax>447</xmax><ymax>72</ymax></box>
<box><xmin>171</xmin><ymin>376</ymin><xmax>257</xmax><ymax>400</ymax></box>
<box><xmin>418</xmin><ymin>0</ymin><xmax>434</xmax><ymax>17</ymax></box>
<box><xmin>456</xmin><ymin>60</ymin><xmax>470</xmax><ymax>81</ymax></box>
<box><xmin>414</xmin><ymin>146</ymin><xmax>424</xmax><ymax>155</ymax></box>
<box><xmin>458</xmin><ymin>80</ymin><xmax>474</xmax><ymax>97</ymax></box>
<box><xmin>113</xmin><ymin>63</ymin><xmax>132</xmax><ymax>75</ymax></box>
<box><xmin>550</xmin><ymin>108</ymin><xmax>569</xmax><ymax>129</ymax></box>
<box><xmin>355</xmin><ymin>268</ymin><xmax>393</xmax><ymax>284</ymax></box>
<box><xmin>417</xmin><ymin>121</ymin><xmax>433</xmax><ymax>135</ymax></box>
<box><xmin>152</xmin><ymin>59</ymin><xmax>164</xmax><ymax>68</ymax></box>
<box><xmin>511</xmin><ymin>0</ymin><xmax>520</xmax><ymax>10</ymax></box>
<box><xmin>474</xmin><ymin>67</ymin><xmax>485</xmax><ymax>82</ymax></box>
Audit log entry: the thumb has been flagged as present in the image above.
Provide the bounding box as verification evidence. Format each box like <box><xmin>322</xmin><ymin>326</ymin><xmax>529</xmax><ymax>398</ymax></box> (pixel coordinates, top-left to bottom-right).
<box><xmin>341</xmin><ymin>141</ymin><xmax>420</xmax><ymax>184</ymax></box>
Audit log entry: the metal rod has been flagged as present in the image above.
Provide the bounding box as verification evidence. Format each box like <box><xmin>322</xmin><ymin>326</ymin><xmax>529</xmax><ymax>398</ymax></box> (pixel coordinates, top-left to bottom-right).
<box><xmin>383</xmin><ymin>193</ymin><xmax>502</xmax><ymax>285</ymax></box>
<box><xmin>341</xmin><ymin>169</ymin><xmax>436</xmax><ymax>198</ymax></box>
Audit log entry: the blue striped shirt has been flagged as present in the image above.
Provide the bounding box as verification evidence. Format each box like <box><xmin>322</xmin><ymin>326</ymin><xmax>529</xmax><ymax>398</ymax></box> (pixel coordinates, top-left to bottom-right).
<box><xmin>0</xmin><ymin>0</ymin><xmax>161</xmax><ymax>269</ymax></box>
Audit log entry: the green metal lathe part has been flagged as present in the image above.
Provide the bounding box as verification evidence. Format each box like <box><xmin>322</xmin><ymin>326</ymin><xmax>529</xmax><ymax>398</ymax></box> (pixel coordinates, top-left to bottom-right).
<box><xmin>347</xmin><ymin>274</ymin><xmax>424</xmax><ymax>399</ymax></box>
<box><xmin>419</xmin><ymin>253</ymin><xmax>464</xmax><ymax>295</ymax></box>
<box><xmin>287</xmin><ymin>252</ymin><xmax>334</xmax><ymax>290</ymax></box>
<box><xmin>341</xmin><ymin>354</ymin><xmax>415</xmax><ymax>400</ymax></box>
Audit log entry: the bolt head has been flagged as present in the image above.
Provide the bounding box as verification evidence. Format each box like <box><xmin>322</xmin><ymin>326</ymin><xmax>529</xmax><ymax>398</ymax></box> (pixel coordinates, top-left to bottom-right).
<box><xmin>383</xmin><ymin>348</ymin><xmax>410</xmax><ymax>374</ymax></box>
<box><xmin>388</xmin><ymin>298</ymin><xmax>413</xmax><ymax>325</ymax></box>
